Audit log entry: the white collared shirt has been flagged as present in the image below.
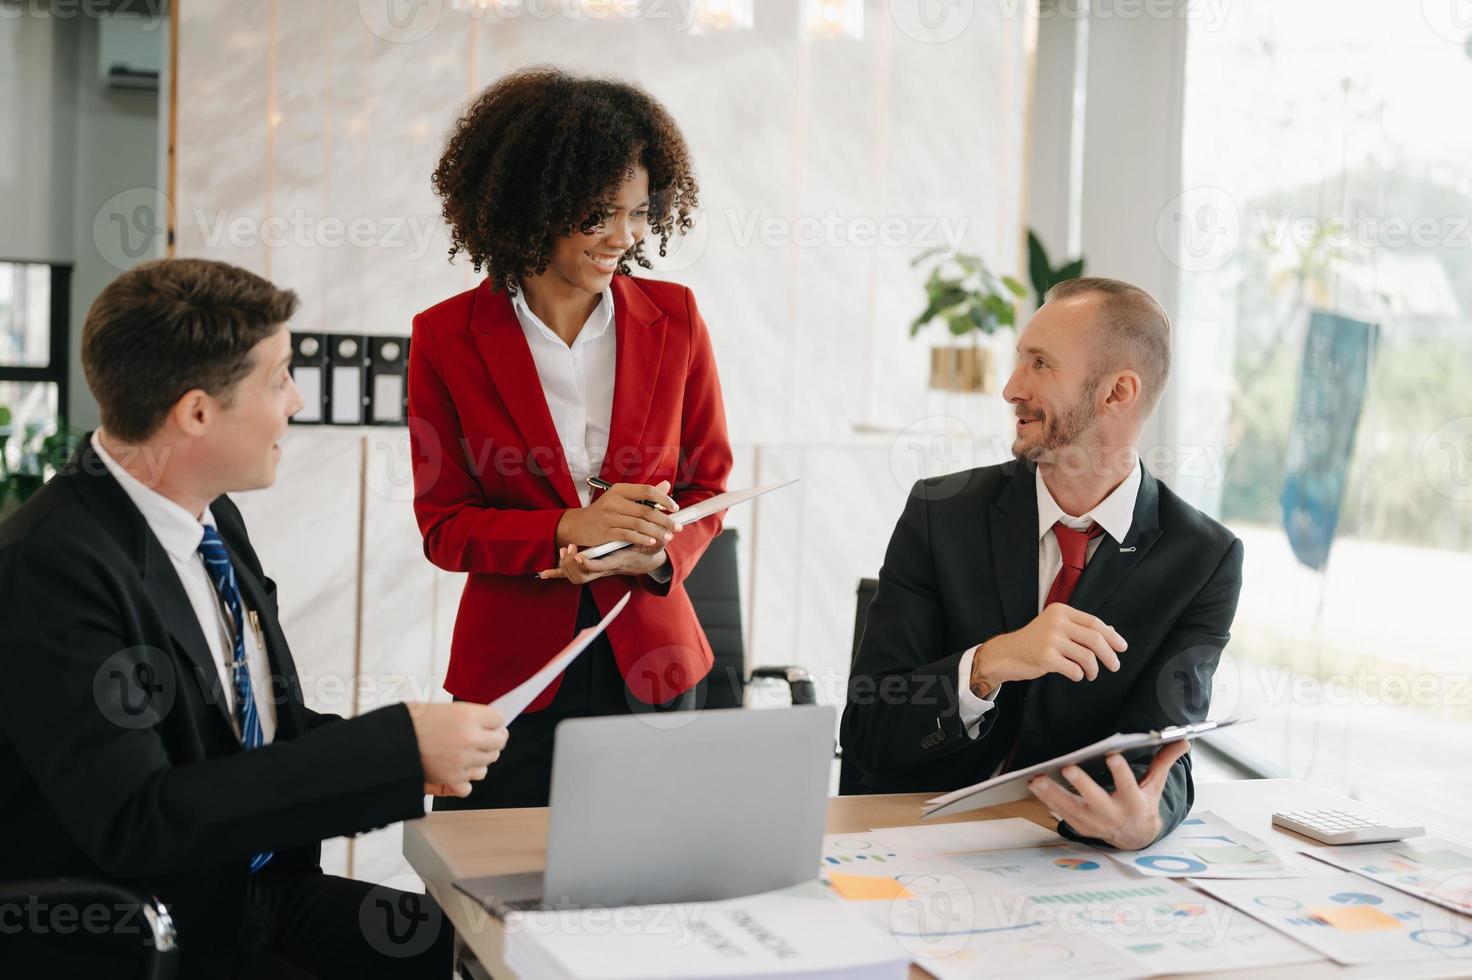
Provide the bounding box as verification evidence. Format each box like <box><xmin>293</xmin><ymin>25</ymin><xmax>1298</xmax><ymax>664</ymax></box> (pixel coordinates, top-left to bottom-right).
<box><xmin>958</xmin><ymin>455</ymin><xmax>1143</xmax><ymax>736</ymax></box>
<box><xmin>511</xmin><ymin>286</ymin><xmax>617</xmax><ymax>508</ymax></box>
<box><xmin>91</xmin><ymin>432</ymin><xmax>277</xmax><ymax>743</ymax></box>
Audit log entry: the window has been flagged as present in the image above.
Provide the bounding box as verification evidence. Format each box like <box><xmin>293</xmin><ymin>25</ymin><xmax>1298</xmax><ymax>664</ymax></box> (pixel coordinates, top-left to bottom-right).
<box><xmin>0</xmin><ymin>261</ymin><xmax>72</xmax><ymax>493</ymax></box>
<box><xmin>1175</xmin><ymin>5</ymin><xmax>1472</xmax><ymax>839</ymax></box>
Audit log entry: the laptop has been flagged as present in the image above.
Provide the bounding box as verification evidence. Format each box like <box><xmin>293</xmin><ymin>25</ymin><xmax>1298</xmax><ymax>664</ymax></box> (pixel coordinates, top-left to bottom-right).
<box><xmin>453</xmin><ymin>704</ymin><xmax>836</xmax><ymax>913</ymax></box>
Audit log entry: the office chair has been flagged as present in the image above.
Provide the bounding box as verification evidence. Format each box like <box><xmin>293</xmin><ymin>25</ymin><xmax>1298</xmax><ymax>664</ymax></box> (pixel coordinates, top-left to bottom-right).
<box><xmin>838</xmin><ymin>577</ymin><xmax>881</xmax><ymax>795</ymax></box>
<box><xmin>683</xmin><ymin>528</ymin><xmax>816</xmax><ymax>709</ymax></box>
<box><xmin>0</xmin><ymin>878</ymin><xmax>178</xmax><ymax>979</ymax></box>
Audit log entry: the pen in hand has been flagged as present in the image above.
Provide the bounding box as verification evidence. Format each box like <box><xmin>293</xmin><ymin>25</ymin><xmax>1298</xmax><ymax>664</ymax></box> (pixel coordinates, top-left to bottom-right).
<box><xmin>586</xmin><ymin>476</ymin><xmax>674</xmax><ymax>513</ymax></box>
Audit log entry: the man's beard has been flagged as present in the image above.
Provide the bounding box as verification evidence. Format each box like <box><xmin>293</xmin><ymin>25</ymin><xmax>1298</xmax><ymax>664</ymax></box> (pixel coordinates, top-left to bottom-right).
<box><xmin>1012</xmin><ymin>386</ymin><xmax>1097</xmax><ymax>462</ymax></box>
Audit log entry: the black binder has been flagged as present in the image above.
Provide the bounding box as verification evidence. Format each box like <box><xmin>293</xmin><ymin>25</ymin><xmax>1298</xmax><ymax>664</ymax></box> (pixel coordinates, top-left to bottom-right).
<box><xmin>289</xmin><ymin>332</ymin><xmax>327</xmax><ymax>424</ymax></box>
<box><xmin>326</xmin><ymin>334</ymin><xmax>369</xmax><ymax>426</ymax></box>
<box><xmin>367</xmin><ymin>336</ymin><xmax>408</xmax><ymax>425</ymax></box>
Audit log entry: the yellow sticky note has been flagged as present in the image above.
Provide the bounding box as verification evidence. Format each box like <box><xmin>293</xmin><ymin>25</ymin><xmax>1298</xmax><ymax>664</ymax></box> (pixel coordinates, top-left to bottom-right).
<box><xmin>1307</xmin><ymin>905</ymin><xmax>1404</xmax><ymax>933</ymax></box>
<box><xmin>827</xmin><ymin>872</ymin><xmax>912</xmax><ymax>901</ymax></box>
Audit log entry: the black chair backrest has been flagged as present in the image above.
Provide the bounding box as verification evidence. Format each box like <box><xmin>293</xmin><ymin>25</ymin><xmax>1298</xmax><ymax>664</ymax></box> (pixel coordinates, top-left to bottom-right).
<box><xmin>683</xmin><ymin>528</ymin><xmax>745</xmax><ymax>709</ymax></box>
<box><xmin>839</xmin><ymin>577</ymin><xmax>881</xmax><ymax>795</ymax></box>
<box><xmin>852</xmin><ymin>577</ymin><xmax>879</xmax><ymax>662</ymax></box>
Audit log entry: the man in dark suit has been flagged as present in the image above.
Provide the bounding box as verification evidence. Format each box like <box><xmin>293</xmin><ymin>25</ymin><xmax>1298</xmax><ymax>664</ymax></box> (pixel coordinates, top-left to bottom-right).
<box><xmin>842</xmin><ymin>277</ymin><xmax>1243</xmax><ymax>850</ymax></box>
<box><xmin>0</xmin><ymin>259</ymin><xmax>509</xmax><ymax>978</ymax></box>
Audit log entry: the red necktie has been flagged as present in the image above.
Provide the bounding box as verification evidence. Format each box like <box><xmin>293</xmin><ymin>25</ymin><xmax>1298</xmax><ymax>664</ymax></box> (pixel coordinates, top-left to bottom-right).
<box><xmin>1045</xmin><ymin>521</ymin><xmax>1103</xmax><ymax>607</ymax></box>
<box><xmin>998</xmin><ymin>521</ymin><xmax>1104</xmax><ymax>775</ymax></box>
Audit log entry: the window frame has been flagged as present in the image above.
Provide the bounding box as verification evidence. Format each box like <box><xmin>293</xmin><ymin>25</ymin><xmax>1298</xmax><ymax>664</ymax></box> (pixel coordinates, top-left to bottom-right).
<box><xmin>0</xmin><ymin>260</ymin><xmax>72</xmax><ymax>427</ymax></box>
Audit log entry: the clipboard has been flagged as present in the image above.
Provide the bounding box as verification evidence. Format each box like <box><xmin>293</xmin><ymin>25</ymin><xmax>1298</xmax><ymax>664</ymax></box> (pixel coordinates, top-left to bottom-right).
<box><xmin>921</xmin><ymin>717</ymin><xmax>1251</xmax><ymax>819</ymax></box>
<box><xmin>580</xmin><ymin>480</ymin><xmax>798</xmax><ymax>559</ymax></box>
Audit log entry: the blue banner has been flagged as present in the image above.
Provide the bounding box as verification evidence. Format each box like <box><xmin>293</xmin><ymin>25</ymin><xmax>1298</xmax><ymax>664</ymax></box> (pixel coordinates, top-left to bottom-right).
<box><xmin>1280</xmin><ymin>310</ymin><xmax>1377</xmax><ymax>571</ymax></box>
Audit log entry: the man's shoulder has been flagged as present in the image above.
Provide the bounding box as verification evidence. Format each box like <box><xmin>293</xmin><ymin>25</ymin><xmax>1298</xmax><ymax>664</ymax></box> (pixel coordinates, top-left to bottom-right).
<box><xmin>912</xmin><ymin>459</ymin><xmax>1025</xmax><ymax>510</ymax></box>
<box><xmin>1153</xmin><ymin>476</ymin><xmax>1240</xmax><ymax>555</ymax></box>
<box><xmin>0</xmin><ymin>469</ymin><xmax>90</xmax><ymax>553</ymax></box>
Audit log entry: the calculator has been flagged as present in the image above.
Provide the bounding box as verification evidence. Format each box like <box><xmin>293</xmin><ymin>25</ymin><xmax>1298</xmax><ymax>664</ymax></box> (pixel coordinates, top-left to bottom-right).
<box><xmin>1272</xmin><ymin>807</ymin><xmax>1424</xmax><ymax>845</ymax></box>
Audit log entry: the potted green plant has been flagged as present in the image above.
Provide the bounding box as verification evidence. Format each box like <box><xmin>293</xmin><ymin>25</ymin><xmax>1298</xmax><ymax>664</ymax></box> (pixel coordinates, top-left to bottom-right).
<box><xmin>910</xmin><ymin>247</ymin><xmax>1027</xmax><ymax>392</ymax></box>
<box><xmin>0</xmin><ymin>406</ymin><xmax>81</xmax><ymax>522</ymax></box>
<box><xmin>1026</xmin><ymin>229</ymin><xmax>1085</xmax><ymax>305</ymax></box>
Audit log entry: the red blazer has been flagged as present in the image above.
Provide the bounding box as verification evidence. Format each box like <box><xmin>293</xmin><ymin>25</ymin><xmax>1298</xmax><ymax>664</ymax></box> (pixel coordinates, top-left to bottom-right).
<box><xmin>408</xmin><ymin>275</ymin><xmax>733</xmax><ymax>711</ymax></box>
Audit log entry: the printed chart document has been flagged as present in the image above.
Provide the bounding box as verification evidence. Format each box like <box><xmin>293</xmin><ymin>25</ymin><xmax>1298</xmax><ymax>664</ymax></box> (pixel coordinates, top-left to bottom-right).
<box><xmin>499</xmin><ymin>880</ymin><xmax>909</xmax><ymax>980</ymax></box>
<box><xmin>1304</xmin><ymin>836</ymin><xmax>1472</xmax><ymax>916</ymax></box>
<box><xmin>1195</xmin><ymin>870</ymin><xmax>1472</xmax><ymax>966</ymax></box>
<box><xmin>490</xmin><ymin>592</ymin><xmax>629</xmax><ymax>725</ymax></box>
<box><xmin>582</xmin><ymin>481</ymin><xmax>799</xmax><ymax>558</ymax></box>
<box><xmin>1007</xmin><ymin>877</ymin><xmax>1320</xmax><ymax>974</ymax></box>
<box><xmin>922</xmin><ymin>719</ymin><xmax>1250</xmax><ymax>818</ymax></box>
<box><xmin>1101</xmin><ymin>811</ymin><xmax>1314</xmax><ymax>879</ymax></box>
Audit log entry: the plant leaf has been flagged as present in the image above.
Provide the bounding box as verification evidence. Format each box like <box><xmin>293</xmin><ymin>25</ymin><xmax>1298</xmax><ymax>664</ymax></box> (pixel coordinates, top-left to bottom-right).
<box><xmin>1001</xmin><ymin>275</ymin><xmax>1027</xmax><ymax>298</ymax></box>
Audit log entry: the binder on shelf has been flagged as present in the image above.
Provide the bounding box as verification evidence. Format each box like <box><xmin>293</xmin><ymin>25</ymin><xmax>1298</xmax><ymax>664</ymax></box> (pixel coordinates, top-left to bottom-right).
<box><xmin>367</xmin><ymin>336</ymin><xmax>408</xmax><ymax>425</ymax></box>
<box><xmin>289</xmin><ymin>332</ymin><xmax>327</xmax><ymax>424</ymax></box>
<box><xmin>326</xmin><ymin>334</ymin><xmax>369</xmax><ymax>426</ymax></box>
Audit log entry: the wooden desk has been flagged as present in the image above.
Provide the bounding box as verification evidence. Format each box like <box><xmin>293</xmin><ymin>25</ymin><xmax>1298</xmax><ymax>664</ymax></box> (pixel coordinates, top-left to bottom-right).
<box><xmin>404</xmin><ymin>778</ymin><xmax>1469</xmax><ymax>979</ymax></box>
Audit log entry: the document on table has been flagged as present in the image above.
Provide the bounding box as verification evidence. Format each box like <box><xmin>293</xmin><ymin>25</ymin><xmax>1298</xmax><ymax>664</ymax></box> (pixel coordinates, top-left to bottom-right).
<box><xmin>581</xmin><ymin>480</ymin><xmax>798</xmax><ymax>559</ymax></box>
<box><xmin>500</xmin><ymin>880</ymin><xmax>910</xmax><ymax>980</ymax></box>
<box><xmin>1303</xmin><ymin>836</ymin><xmax>1472</xmax><ymax>916</ymax></box>
<box><xmin>922</xmin><ymin>719</ymin><xmax>1250</xmax><ymax>818</ymax></box>
<box><xmin>1009</xmin><ymin>877</ymin><xmax>1321</xmax><ymax>974</ymax></box>
<box><xmin>1101</xmin><ymin>810</ymin><xmax>1314</xmax><ymax>879</ymax></box>
<box><xmin>870</xmin><ymin>818</ymin><xmax>1060</xmax><ymax>855</ymax></box>
<box><xmin>489</xmin><ymin>592</ymin><xmax>629</xmax><ymax>725</ymax></box>
<box><xmin>1194</xmin><ymin>871</ymin><xmax>1469</xmax><ymax>966</ymax></box>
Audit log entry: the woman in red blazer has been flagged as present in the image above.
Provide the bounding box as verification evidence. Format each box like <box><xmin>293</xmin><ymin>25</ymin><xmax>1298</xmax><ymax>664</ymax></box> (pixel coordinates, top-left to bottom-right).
<box><xmin>409</xmin><ymin>68</ymin><xmax>732</xmax><ymax>809</ymax></box>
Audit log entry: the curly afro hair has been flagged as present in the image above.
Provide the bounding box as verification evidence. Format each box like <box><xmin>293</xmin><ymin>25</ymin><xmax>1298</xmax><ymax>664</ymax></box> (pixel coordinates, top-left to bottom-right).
<box><xmin>432</xmin><ymin>67</ymin><xmax>701</xmax><ymax>294</ymax></box>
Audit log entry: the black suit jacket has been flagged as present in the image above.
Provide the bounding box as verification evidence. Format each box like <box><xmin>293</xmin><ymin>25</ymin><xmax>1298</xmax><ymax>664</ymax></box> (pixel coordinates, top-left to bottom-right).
<box><xmin>840</xmin><ymin>459</ymin><xmax>1244</xmax><ymax>846</ymax></box>
<box><xmin>0</xmin><ymin>439</ymin><xmax>426</xmax><ymax>950</ymax></box>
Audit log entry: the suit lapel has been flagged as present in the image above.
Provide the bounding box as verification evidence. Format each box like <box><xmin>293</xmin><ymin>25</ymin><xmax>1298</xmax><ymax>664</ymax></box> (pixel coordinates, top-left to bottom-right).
<box><xmin>1067</xmin><ymin>465</ymin><xmax>1163</xmax><ymax>617</ymax></box>
<box><xmin>137</xmin><ymin>542</ymin><xmax>239</xmax><ymax>738</ymax></box>
<box><xmin>988</xmin><ymin>460</ymin><xmax>1040</xmax><ymax>633</ymax></box>
<box><xmin>469</xmin><ymin>279</ymin><xmax>582</xmax><ymax>508</ymax></box>
<box><xmin>597</xmin><ymin>276</ymin><xmax>667</xmax><ymax>482</ymax></box>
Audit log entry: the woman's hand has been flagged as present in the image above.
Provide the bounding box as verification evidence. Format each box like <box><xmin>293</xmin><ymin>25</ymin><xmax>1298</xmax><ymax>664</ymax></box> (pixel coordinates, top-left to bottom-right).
<box><xmin>555</xmin><ymin>480</ymin><xmax>681</xmax><ymax>555</ymax></box>
<box><xmin>538</xmin><ymin>543</ymin><xmax>668</xmax><ymax>583</ymax></box>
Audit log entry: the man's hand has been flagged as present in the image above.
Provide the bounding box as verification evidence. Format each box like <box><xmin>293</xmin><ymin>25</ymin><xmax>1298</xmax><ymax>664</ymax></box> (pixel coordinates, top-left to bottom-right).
<box><xmin>538</xmin><ymin>543</ymin><xmax>667</xmax><ymax>583</ymax></box>
<box><xmin>970</xmin><ymin>603</ymin><xmax>1127</xmax><ymax>697</ymax></box>
<box><xmin>404</xmin><ymin>702</ymin><xmax>508</xmax><ymax>799</ymax></box>
<box><xmin>555</xmin><ymin>481</ymin><xmax>680</xmax><ymax>555</ymax></box>
<box><xmin>1027</xmin><ymin>741</ymin><xmax>1190</xmax><ymax>849</ymax></box>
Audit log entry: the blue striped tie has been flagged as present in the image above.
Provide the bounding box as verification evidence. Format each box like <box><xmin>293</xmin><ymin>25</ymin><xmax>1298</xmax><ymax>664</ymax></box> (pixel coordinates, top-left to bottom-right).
<box><xmin>197</xmin><ymin>525</ymin><xmax>273</xmax><ymax>874</ymax></box>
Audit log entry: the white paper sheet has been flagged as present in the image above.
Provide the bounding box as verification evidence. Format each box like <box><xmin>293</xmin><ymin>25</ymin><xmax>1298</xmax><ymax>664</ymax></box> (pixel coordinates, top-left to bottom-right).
<box><xmin>502</xmin><ymin>880</ymin><xmax>910</xmax><ymax>980</ymax></box>
<box><xmin>1304</xmin><ymin>836</ymin><xmax>1472</xmax><ymax>917</ymax></box>
<box><xmin>490</xmin><ymin>592</ymin><xmax>629</xmax><ymax>725</ymax></box>
<box><xmin>870</xmin><ymin>818</ymin><xmax>1060</xmax><ymax>855</ymax></box>
<box><xmin>1195</xmin><ymin>871</ymin><xmax>1471</xmax><ymax>966</ymax></box>
<box><xmin>1102</xmin><ymin>810</ymin><xmax>1314</xmax><ymax>879</ymax></box>
<box><xmin>1014</xmin><ymin>876</ymin><xmax>1321</xmax><ymax>974</ymax></box>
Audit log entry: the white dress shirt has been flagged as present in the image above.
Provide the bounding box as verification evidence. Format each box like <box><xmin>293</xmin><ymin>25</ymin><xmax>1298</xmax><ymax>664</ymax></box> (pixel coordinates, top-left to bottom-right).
<box><xmin>511</xmin><ymin>286</ymin><xmax>617</xmax><ymax>508</ymax></box>
<box><xmin>957</xmin><ymin>455</ymin><xmax>1143</xmax><ymax>736</ymax></box>
<box><xmin>91</xmin><ymin>431</ymin><xmax>277</xmax><ymax>743</ymax></box>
